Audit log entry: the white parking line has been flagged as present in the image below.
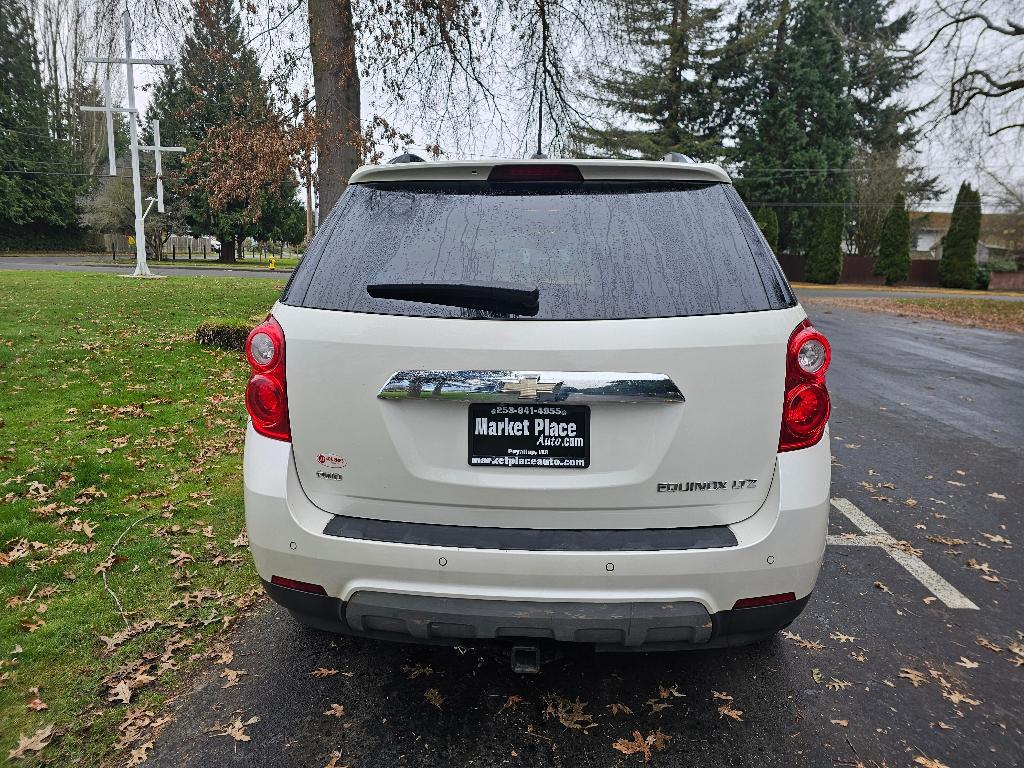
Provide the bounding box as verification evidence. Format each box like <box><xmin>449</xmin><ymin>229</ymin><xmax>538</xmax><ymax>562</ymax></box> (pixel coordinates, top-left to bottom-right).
<box><xmin>827</xmin><ymin>497</ymin><xmax>978</xmax><ymax>610</ymax></box>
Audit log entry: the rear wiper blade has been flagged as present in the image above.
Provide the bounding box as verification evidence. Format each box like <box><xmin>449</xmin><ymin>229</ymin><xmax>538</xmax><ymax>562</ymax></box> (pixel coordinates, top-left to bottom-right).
<box><xmin>367</xmin><ymin>280</ymin><xmax>539</xmax><ymax>317</ymax></box>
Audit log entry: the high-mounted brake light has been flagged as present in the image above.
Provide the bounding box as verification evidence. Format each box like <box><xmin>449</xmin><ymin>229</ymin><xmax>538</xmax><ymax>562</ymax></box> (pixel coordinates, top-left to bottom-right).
<box><xmin>487</xmin><ymin>164</ymin><xmax>584</xmax><ymax>182</ymax></box>
<box><xmin>779</xmin><ymin>319</ymin><xmax>831</xmax><ymax>452</ymax></box>
<box><xmin>245</xmin><ymin>315</ymin><xmax>290</xmax><ymax>441</ymax></box>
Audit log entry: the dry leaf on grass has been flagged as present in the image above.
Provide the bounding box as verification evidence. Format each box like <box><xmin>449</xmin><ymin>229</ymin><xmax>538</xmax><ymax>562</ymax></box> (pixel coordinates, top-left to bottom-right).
<box><xmin>108</xmin><ymin>680</ymin><xmax>133</xmax><ymax>705</ymax></box>
<box><xmin>8</xmin><ymin>723</ymin><xmax>54</xmax><ymax>759</ymax></box>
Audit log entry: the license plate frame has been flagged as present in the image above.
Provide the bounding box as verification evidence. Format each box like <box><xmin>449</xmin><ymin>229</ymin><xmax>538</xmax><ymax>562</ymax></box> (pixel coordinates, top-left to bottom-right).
<box><xmin>468</xmin><ymin>403</ymin><xmax>590</xmax><ymax>469</ymax></box>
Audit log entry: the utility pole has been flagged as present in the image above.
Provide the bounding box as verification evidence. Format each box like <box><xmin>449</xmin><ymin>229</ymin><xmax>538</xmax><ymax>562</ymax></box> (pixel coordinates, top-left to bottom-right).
<box><xmin>82</xmin><ymin>11</ymin><xmax>178</xmax><ymax>277</ymax></box>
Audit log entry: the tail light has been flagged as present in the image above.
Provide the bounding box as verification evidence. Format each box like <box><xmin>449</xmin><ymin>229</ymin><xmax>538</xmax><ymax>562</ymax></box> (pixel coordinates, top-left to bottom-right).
<box><xmin>779</xmin><ymin>319</ymin><xmax>831</xmax><ymax>452</ymax></box>
<box><xmin>245</xmin><ymin>315</ymin><xmax>290</xmax><ymax>441</ymax></box>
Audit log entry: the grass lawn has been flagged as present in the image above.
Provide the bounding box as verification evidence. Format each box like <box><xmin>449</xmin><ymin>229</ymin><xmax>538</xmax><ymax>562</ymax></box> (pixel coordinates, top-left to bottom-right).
<box><xmin>806</xmin><ymin>296</ymin><xmax>1024</xmax><ymax>334</ymax></box>
<box><xmin>0</xmin><ymin>272</ymin><xmax>285</xmax><ymax>764</ymax></box>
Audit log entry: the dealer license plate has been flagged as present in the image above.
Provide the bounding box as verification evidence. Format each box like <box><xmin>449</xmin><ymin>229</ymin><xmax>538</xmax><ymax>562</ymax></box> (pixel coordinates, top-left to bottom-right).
<box><xmin>468</xmin><ymin>403</ymin><xmax>590</xmax><ymax>468</ymax></box>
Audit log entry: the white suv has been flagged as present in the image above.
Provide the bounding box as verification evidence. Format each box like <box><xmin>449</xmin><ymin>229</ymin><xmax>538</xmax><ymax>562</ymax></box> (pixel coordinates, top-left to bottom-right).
<box><xmin>242</xmin><ymin>159</ymin><xmax>831</xmax><ymax>665</ymax></box>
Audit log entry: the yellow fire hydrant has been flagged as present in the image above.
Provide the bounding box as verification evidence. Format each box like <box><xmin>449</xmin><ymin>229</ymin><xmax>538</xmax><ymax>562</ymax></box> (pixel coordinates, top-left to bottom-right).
<box><xmin>268</xmin><ymin>255</ymin><xmax>276</xmax><ymax>271</ymax></box>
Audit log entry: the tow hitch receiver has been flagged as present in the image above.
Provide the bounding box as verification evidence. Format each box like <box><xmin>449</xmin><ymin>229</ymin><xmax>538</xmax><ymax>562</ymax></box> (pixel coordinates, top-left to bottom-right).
<box><xmin>510</xmin><ymin>645</ymin><xmax>542</xmax><ymax>674</ymax></box>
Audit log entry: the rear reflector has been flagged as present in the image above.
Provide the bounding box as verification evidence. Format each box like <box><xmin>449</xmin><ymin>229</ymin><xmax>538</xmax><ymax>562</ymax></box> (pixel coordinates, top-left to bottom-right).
<box><xmin>270</xmin><ymin>575</ymin><xmax>328</xmax><ymax>595</ymax></box>
<box><xmin>732</xmin><ymin>592</ymin><xmax>796</xmax><ymax>610</ymax></box>
<box><xmin>487</xmin><ymin>164</ymin><xmax>583</xmax><ymax>182</ymax></box>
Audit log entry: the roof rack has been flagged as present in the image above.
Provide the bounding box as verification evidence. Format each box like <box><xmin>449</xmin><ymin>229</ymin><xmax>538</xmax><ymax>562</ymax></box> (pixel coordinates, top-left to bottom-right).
<box><xmin>663</xmin><ymin>152</ymin><xmax>696</xmax><ymax>164</ymax></box>
<box><xmin>387</xmin><ymin>152</ymin><xmax>427</xmax><ymax>164</ymax></box>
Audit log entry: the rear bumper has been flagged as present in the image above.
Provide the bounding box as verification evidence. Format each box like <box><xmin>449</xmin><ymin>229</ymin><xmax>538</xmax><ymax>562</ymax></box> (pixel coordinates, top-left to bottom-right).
<box><xmin>244</xmin><ymin>423</ymin><xmax>829</xmax><ymax>648</ymax></box>
<box><xmin>264</xmin><ymin>578</ymin><xmax>810</xmax><ymax>650</ymax></box>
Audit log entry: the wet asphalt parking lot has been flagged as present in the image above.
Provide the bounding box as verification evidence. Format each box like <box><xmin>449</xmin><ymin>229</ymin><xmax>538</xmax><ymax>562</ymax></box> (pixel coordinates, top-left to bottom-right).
<box><xmin>147</xmin><ymin>302</ymin><xmax>1023</xmax><ymax>768</ymax></box>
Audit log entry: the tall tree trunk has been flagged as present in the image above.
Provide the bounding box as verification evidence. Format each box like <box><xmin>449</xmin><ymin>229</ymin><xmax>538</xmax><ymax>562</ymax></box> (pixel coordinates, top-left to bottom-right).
<box><xmin>220</xmin><ymin>237</ymin><xmax>237</xmax><ymax>263</ymax></box>
<box><xmin>309</xmin><ymin>0</ymin><xmax>361</xmax><ymax>217</ymax></box>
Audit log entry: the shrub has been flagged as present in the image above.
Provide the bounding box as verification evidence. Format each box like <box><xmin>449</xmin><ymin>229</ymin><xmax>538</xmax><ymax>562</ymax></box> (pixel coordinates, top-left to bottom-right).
<box><xmin>195</xmin><ymin>317</ymin><xmax>255</xmax><ymax>351</ymax></box>
<box><xmin>873</xmin><ymin>193</ymin><xmax>911</xmax><ymax>285</ymax></box>
<box><xmin>939</xmin><ymin>182</ymin><xmax>981</xmax><ymax>289</ymax></box>
<box><xmin>805</xmin><ymin>197</ymin><xmax>845</xmax><ymax>284</ymax></box>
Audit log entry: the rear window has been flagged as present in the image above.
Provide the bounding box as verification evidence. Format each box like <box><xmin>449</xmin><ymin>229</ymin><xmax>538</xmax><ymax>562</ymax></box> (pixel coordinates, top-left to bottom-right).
<box><xmin>284</xmin><ymin>180</ymin><xmax>794</xmax><ymax>320</ymax></box>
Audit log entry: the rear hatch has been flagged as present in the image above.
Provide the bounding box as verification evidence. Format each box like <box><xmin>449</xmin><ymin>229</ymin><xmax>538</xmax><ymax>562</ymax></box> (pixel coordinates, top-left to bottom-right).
<box><xmin>278</xmin><ymin>164</ymin><xmax>800</xmax><ymax>530</ymax></box>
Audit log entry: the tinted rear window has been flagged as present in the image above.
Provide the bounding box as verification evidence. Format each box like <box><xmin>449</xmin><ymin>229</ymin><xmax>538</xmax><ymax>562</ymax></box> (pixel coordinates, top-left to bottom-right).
<box><xmin>285</xmin><ymin>180</ymin><xmax>794</xmax><ymax>320</ymax></box>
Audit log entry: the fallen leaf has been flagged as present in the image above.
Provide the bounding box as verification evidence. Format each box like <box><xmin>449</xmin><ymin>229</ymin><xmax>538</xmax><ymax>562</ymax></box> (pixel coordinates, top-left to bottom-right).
<box><xmin>108</xmin><ymin>680</ymin><xmax>132</xmax><ymax>704</ymax></box>
<box><xmin>976</xmin><ymin>636</ymin><xmax>1002</xmax><ymax>653</ymax></box>
<box><xmin>424</xmin><ymin>688</ymin><xmax>444</xmax><ymax>708</ymax></box>
<box><xmin>943</xmin><ymin>689</ymin><xmax>980</xmax><ymax>707</ymax></box>
<box><xmin>323</xmin><ymin>703</ymin><xmax>345</xmax><ymax>718</ymax></box>
<box><xmin>711</xmin><ymin>690</ymin><xmax>733</xmax><ymax>701</ymax></box>
<box><xmin>311</xmin><ymin>667</ymin><xmax>339</xmax><ymax>678</ymax></box>
<box><xmin>899</xmin><ymin>668</ymin><xmax>928</xmax><ymax>687</ymax></box>
<box><xmin>127</xmin><ymin>741</ymin><xmax>153</xmax><ymax>767</ymax></box>
<box><xmin>827</xmin><ymin>678</ymin><xmax>852</xmax><ymax>691</ymax></box>
<box><xmin>830</xmin><ymin>719</ymin><xmax>848</xmax><ymax>727</ymax></box>
<box><xmin>718</xmin><ymin>704</ymin><xmax>744</xmax><ymax>722</ymax></box>
<box><xmin>27</xmin><ymin>696</ymin><xmax>47</xmax><ymax>711</ymax></box>
<box><xmin>324</xmin><ymin>751</ymin><xmax>348</xmax><ymax>768</ymax></box>
<box><xmin>811</xmin><ymin>668</ymin><xmax>824</xmax><ymax>684</ymax></box>
<box><xmin>220</xmin><ymin>668</ymin><xmax>246</xmax><ymax>688</ymax></box>
<box><xmin>830</xmin><ymin>632</ymin><xmax>856</xmax><ymax>644</ymax></box>
<box><xmin>782</xmin><ymin>631</ymin><xmax>824</xmax><ymax>650</ymax></box>
<box><xmin>401</xmin><ymin>664</ymin><xmax>433</xmax><ymax>679</ymax></box>
<box><xmin>986</xmin><ymin>492</ymin><xmax>1006</xmax><ymax>501</ymax></box>
<box><xmin>8</xmin><ymin>723</ymin><xmax>54</xmax><ymax>759</ymax></box>
<box><xmin>874</xmin><ymin>581</ymin><xmax>893</xmax><ymax>594</ymax></box>
<box><xmin>612</xmin><ymin>731</ymin><xmax>651</xmax><ymax>762</ymax></box>
<box><xmin>955</xmin><ymin>657</ymin><xmax>979</xmax><ymax>669</ymax></box>
<box><xmin>500</xmin><ymin>694</ymin><xmax>523</xmax><ymax>712</ymax></box>
<box><xmin>913</xmin><ymin>756</ymin><xmax>951</xmax><ymax>768</ymax></box>
<box><xmin>607</xmin><ymin>702</ymin><xmax>633</xmax><ymax>716</ymax></box>
<box><xmin>542</xmin><ymin>694</ymin><xmax>595</xmax><ymax>730</ymax></box>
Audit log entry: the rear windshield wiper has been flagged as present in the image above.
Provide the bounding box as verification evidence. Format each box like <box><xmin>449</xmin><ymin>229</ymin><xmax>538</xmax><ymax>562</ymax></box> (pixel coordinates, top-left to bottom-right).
<box><xmin>366</xmin><ymin>280</ymin><xmax>540</xmax><ymax>317</ymax></box>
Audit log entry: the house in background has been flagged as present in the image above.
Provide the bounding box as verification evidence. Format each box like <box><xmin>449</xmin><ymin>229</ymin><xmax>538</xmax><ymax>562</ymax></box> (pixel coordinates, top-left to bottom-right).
<box><xmin>910</xmin><ymin>211</ymin><xmax>1024</xmax><ymax>265</ymax></box>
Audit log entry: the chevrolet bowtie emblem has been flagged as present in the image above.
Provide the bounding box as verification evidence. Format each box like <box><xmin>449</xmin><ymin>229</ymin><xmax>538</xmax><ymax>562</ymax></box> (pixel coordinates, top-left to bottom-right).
<box><xmin>501</xmin><ymin>376</ymin><xmax>561</xmax><ymax>399</ymax></box>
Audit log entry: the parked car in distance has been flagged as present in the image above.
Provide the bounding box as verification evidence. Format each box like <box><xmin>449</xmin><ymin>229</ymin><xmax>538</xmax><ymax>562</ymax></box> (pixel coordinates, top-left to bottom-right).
<box><xmin>210</xmin><ymin>238</ymin><xmax>221</xmax><ymax>253</ymax></box>
<box><xmin>242</xmin><ymin>158</ymin><xmax>832</xmax><ymax>671</ymax></box>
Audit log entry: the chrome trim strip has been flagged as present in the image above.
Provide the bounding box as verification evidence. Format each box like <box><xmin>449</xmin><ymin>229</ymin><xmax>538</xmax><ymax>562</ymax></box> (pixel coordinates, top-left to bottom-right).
<box><xmin>377</xmin><ymin>370</ymin><xmax>685</xmax><ymax>404</ymax></box>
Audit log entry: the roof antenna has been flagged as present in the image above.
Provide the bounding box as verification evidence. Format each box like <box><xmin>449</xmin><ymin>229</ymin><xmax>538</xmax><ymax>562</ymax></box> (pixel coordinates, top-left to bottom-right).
<box><xmin>531</xmin><ymin>9</ymin><xmax>549</xmax><ymax>160</ymax></box>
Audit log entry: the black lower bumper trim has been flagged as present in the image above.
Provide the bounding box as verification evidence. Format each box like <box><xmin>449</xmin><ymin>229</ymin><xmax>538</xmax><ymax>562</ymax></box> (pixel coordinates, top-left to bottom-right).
<box><xmin>321</xmin><ymin>515</ymin><xmax>737</xmax><ymax>552</ymax></box>
<box><xmin>262</xmin><ymin>580</ymin><xmax>809</xmax><ymax>650</ymax></box>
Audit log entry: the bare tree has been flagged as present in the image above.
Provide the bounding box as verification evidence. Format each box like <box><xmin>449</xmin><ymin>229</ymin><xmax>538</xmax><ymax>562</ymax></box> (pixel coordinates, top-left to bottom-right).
<box><xmin>918</xmin><ymin>0</ymin><xmax>1023</xmax><ymax>138</ymax></box>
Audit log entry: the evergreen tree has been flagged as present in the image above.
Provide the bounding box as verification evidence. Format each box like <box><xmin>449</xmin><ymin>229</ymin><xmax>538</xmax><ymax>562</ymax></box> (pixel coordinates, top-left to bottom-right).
<box><xmin>730</xmin><ymin>0</ymin><xmax>855</xmax><ymax>255</ymax></box>
<box><xmin>804</xmin><ymin>196</ymin><xmax>845</xmax><ymax>283</ymax></box>
<box><xmin>873</xmin><ymin>192</ymin><xmax>910</xmax><ymax>285</ymax></box>
<box><xmin>575</xmin><ymin>0</ymin><xmax>733</xmax><ymax>160</ymax></box>
<box><xmin>147</xmin><ymin>0</ymin><xmax>300</xmax><ymax>262</ymax></box>
<box><xmin>754</xmin><ymin>207</ymin><xmax>779</xmax><ymax>254</ymax></box>
<box><xmin>939</xmin><ymin>182</ymin><xmax>981</xmax><ymax>289</ymax></box>
<box><xmin>0</xmin><ymin>0</ymin><xmax>79</xmax><ymax>246</ymax></box>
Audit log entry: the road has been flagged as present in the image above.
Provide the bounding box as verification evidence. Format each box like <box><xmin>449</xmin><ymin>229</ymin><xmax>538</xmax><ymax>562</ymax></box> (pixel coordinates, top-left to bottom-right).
<box><xmin>148</xmin><ymin>304</ymin><xmax>1021</xmax><ymax>768</ymax></box>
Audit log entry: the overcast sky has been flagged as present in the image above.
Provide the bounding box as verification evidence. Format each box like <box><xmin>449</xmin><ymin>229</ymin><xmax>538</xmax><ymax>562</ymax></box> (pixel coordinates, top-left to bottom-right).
<box><xmin>115</xmin><ymin>0</ymin><xmax>1021</xmax><ymax>212</ymax></box>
